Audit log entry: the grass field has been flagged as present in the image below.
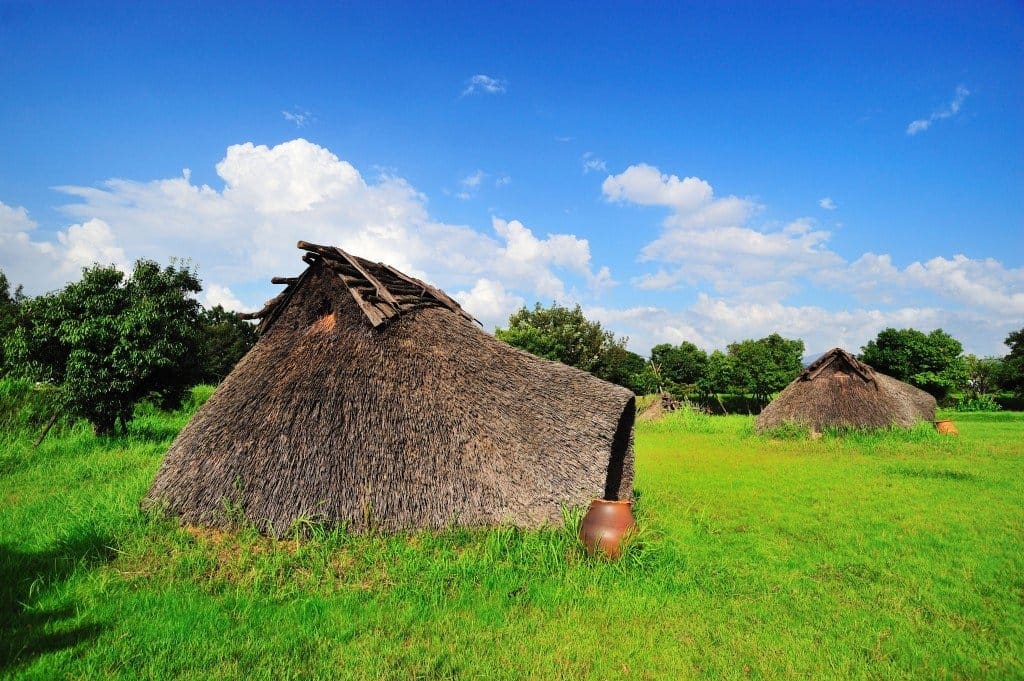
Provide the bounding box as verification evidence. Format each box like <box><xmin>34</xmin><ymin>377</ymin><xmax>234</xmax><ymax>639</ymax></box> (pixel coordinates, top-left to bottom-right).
<box><xmin>2</xmin><ymin>392</ymin><xmax>1022</xmax><ymax>679</ymax></box>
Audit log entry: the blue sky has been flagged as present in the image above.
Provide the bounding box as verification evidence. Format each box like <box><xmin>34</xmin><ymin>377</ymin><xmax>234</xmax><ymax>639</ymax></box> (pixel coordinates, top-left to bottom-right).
<box><xmin>1</xmin><ymin>1</ymin><xmax>1022</xmax><ymax>356</ymax></box>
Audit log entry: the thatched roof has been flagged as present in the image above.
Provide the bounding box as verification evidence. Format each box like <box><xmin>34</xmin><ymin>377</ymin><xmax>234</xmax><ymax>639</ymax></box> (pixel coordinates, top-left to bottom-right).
<box><xmin>755</xmin><ymin>348</ymin><xmax>936</xmax><ymax>433</ymax></box>
<box><xmin>144</xmin><ymin>241</ymin><xmax>635</xmax><ymax>534</ymax></box>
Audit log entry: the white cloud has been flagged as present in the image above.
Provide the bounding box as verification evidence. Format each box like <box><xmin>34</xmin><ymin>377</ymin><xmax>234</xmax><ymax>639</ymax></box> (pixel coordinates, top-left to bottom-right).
<box><xmin>603</xmin><ymin>164</ymin><xmax>758</xmax><ymax>230</ymax></box>
<box><xmin>906</xmin><ymin>85</ymin><xmax>969</xmax><ymax>135</ymax></box>
<box><xmin>453</xmin><ymin>279</ymin><xmax>524</xmax><ymax>328</ymax></box>
<box><xmin>605</xmin><ymin>164</ymin><xmax>836</xmax><ymax>295</ymax></box>
<box><xmin>5</xmin><ymin>139</ymin><xmax>609</xmax><ymax>328</ymax></box>
<box><xmin>582</xmin><ymin>152</ymin><xmax>607</xmax><ymax>174</ymax></box>
<box><xmin>818</xmin><ymin>197</ymin><xmax>837</xmax><ymax>210</ymax></box>
<box><xmin>495</xmin><ymin>175</ymin><xmax>511</xmax><ymax>187</ymax></box>
<box><xmin>489</xmin><ymin>217</ymin><xmax>607</xmax><ymax>300</ymax></box>
<box><xmin>462</xmin><ymin>74</ymin><xmax>507</xmax><ymax>96</ymax></box>
<box><xmin>0</xmin><ymin>201</ymin><xmax>36</xmax><ymax>234</ymax></box>
<box><xmin>604</xmin><ymin>161</ymin><xmax>1021</xmax><ymax>356</ymax></box>
<box><xmin>0</xmin><ymin>202</ymin><xmax>129</xmax><ymax>293</ymax></box>
<box><xmin>202</xmin><ymin>283</ymin><xmax>244</xmax><ymax>311</ymax></box>
<box><xmin>55</xmin><ymin>218</ymin><xmax>128</xmax><ymax>273</ymax></box>
<box><xmin>588</xmin><ymin>295</ymin><xmax>1009</xmax><ymax>358</ymax></box>
<box><xmin>282</xmin><ymin>108</ymin><xmax>312</xmax><ymax>128</ymax></box>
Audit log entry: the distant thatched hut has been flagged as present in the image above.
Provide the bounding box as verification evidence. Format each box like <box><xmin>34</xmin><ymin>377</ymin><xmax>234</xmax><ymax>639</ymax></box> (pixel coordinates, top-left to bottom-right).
<box><xmin>144</xmin><ymin>241</ymin><xmax>635</xmax><ymax>534</ymax></box>
<box><xmin>637</xmin><ymin>390</ymin><xmax>680</xmax><ymax>422</ymax></box>
<box><xmin>755</xmin><ymin>348</ymin><xmax>935</xmax><ymax>434</ymax></box>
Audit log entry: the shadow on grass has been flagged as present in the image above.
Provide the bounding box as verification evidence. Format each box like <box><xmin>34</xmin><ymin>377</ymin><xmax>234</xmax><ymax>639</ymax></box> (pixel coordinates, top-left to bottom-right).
<box><xmin>888</xmin><ymin>466</ymin><xmax>977</xmax><ymax>482</ymax></box>
<box><xmin>0</xmin><ymin>529</ymin><xmax>114</xmax><ymax>671</ymax></box>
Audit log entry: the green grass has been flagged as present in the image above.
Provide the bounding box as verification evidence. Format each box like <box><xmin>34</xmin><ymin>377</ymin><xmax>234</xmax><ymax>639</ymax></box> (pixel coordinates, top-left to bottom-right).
<box><xmin>2</xmin><ymin>397</ymin><xmax>1022</xmax><ymax>679</ymax></box>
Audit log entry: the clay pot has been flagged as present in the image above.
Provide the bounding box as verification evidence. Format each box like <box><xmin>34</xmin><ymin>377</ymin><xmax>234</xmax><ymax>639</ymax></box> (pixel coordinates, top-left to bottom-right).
<box><xmin>935</xmin><ymin>420</ymin><xmax>958</xmax><ymax>436</ymax></box>
<box><xmin>579</xmin><ymin>499</ymin><xmax>636</xmax><ymax>559</ymax></box>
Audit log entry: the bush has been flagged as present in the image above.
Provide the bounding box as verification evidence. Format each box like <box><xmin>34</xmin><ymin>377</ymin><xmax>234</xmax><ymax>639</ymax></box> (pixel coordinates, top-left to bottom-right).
<box><xmin>951</xmin><ymin>394</ymin><xmax>1002</xmax><ymax>412</ymax></box>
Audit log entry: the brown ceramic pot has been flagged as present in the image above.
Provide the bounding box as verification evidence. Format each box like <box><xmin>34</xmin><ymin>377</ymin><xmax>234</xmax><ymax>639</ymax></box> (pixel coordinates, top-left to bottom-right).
<box><xmin>579</xmin><ymin>499</ymin><xmax>636</xmax><ymax>560</ymax></box>
<box><xmin>934</xmin><ymin>420</ymin><xmax>958</xmax><ymax>435</ymax></box>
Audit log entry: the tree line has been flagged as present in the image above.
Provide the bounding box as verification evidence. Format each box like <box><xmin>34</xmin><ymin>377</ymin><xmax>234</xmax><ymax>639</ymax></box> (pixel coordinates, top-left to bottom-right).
<box><xmin>497</xmin><ymin>302</ymin><xmax>1024</xmax><ymax>411</ymax></box>
<box><xmin>1</xmin><ymin>259</ymin><xmax>1022</xmax><ymax>435</ymax></box>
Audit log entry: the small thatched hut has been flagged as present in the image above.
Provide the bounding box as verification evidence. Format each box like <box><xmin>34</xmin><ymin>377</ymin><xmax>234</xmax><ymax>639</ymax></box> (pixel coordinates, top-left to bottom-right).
<box><xmin>144</xmin><ymin>241</ymin><xmax>635</xmax><ymax>534</ymax></box>
<box><xmin>755</xmin><ymin>348</ymin><xmax>936</xmax><ymax>433</ymax></box>
<box><xmin>637</xmin><ymin>390</ymin><xmax>680</xmax><ymax>422</ymax></box>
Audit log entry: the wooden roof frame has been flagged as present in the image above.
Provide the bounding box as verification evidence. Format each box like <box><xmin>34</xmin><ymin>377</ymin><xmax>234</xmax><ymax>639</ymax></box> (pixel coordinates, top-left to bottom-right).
<box><xmin>240</xmin><ymin>241</ymin><xmax>479</xmax><ymax>332</ymax></box>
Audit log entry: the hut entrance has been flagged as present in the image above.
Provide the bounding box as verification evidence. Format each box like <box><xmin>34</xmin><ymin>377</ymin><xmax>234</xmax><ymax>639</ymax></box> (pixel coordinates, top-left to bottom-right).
<box><xmin>603</xmin><ymin>396</ymin><xmax>635</xmax><ymax>501</ymax></box>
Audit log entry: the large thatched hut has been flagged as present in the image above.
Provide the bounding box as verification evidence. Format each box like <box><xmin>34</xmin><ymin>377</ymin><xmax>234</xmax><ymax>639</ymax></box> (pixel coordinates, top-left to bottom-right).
<box><xmin>144</xmin><ymin>241</ymin><xmax>635</xmax><ymax>534</ymax></box>
<box><xmin>755</xmin><ymin>348</ymin><xmax>936</xmax><ymax>433</ymax></box>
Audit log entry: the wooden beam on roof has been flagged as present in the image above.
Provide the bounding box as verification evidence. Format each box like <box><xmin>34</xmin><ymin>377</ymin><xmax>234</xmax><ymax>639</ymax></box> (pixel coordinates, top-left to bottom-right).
<box><xmin>333</xmin><ymin>248</ymin><xmax>401</xmax><ymax>308</ymax></box>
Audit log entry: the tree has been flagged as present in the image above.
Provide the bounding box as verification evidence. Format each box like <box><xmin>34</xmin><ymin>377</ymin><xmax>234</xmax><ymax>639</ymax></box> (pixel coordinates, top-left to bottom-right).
<box><xmin>963</xmin><ymin>354</ymin><xmax>1004</xmax><ymax>398</ymax></box>
<box><xmin>696</xmin><ymin>350</ymin><xmax>733</xmax><ymax>399</ymax></box>
<box><xmin>496</xmin><ymin>302</ymin><xmax>644</xmax><ymax>391</ymax></box>
<box><xmin>1002</xmin><ymin>328</ymin><xmax>1024</xmax><ymax>397</ymax></box>
<box><xmin>0</xmin><ymin>270</ymin><xmax>25</xmax><ymax>372</ymax></box>
<box><xmin>726</xmin><ymin>333</ymin><xmax>805</xmax><ymax>403</ymax></box>
<box><xmin>650</xmin><ymin>341</ymin><xmax>707</xmax><ymax>390</ymax></box>
<box><xmin>5</xmin><ymin>260</ymin><xmax>202</xmax><ymax>435</ymax></box>
<box><xmin>859</xmin><ymin>327</ymin><xmax>966</xmax><ymax>399</ymax></box>
<box><xmin>496</xmin><ymin>303</ymin><xmax>617</xmax><ymax>374</ymax></box>
<box><xmin>592</xmin><ymin>345</ymin><xmax>651</xmax><ymax>395</ymax></box>
<box><xmin>196</xmin><ymin>305</ymin><xmax>258</xmax><ymax>384</ymax></box>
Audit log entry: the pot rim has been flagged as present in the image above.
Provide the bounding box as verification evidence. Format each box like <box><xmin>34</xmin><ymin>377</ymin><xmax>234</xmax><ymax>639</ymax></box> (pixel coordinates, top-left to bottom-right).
<box><xmin>590</xmin><ymin>498</ymin><xmax>633</xmax><ymax>505</ymax></box>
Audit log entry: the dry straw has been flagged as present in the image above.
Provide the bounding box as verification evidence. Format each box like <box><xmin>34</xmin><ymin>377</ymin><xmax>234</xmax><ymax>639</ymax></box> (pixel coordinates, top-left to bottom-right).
<box><xmin>145</xmin><ymin>242</ymin><xmax>635</xmax><ymax>534</ymax></box>
<box><xmin>755</xmin><ymin>348</ymin><xmax>936</xmax><ymax>434</ymax></box>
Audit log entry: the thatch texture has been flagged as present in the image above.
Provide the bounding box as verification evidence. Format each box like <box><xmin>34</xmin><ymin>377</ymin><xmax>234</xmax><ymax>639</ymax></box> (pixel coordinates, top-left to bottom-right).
<box><xmin>755</xmin><ymin>348</ymin><xmax>936</xmax><ymax>433</ymax></box>
<box><xmin>144</xmin><ymin>242</ymin><xmax>635</xmax><ymax>534</ymax></box>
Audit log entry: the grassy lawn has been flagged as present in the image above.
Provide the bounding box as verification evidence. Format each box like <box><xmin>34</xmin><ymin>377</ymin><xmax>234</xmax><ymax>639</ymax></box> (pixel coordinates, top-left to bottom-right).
<box><xmin>1</xmin><ymin>395</ymin><xmax>1022</xmax><ymax>679</ymax></box>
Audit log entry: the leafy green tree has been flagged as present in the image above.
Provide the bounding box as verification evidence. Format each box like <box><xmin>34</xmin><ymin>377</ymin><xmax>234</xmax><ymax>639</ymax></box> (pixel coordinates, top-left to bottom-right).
<box><xmin>1001</xmin><ymin>328</ymin><xmax>1024</xmax><ymax>396</ymax></box>
<box><xmin>496</xmin><ymin>303</ymin><xmax>617</xmax><ymax>374</ymax></box>
<box><xmin>650</xmin><ymin>341</ymin><xmax>708</xmax><ymax>389</ymax></box>
<box><xmin>696</xmin><ymin>350</ymin><xmax>733</xmax><ymax>399</ymax></box>
<box><xmin>496</xmin><ymin>302</ymin><xmax>647</xmax><ymax>392</ymax></box>
<box><xmin>0</xmin><ymin>270</ymin><xmax>25</xmax><ymax>372</ymax></box>
<box><xmin>726</xmin><ymin>333</ymin><xmax>805</xmax><ymax>403</ymax></box>
<box><xmin>963</xmin><ymin>354</ymin><xmax>1004</xmax><ymax>398</ymax></box>
<box><xmin>593</xmin><ymin>345</ymin><xmax>650</xmax><ymax>395</ymax></box>
<box><xmin>627</xmin><ymin>363</ymin><xmax>661</xmax><ymax>396</ymax></box>
<box><xmin>859</xmin><ymin>327</ymin><xmax>967</xmax><ymax>399</ymax></box>
<box><xmin>5</xmin><ymin>260</ymin><xmax>202</xmax><ymax>435</ymax></box>
<box><xmin>197</xmin><ymin>305</ymin><xmax>258</xmax><ymax>383</ymax></box>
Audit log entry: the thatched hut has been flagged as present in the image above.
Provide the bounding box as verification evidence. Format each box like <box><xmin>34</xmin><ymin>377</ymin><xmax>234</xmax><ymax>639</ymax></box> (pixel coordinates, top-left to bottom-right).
<box><xmin>144</xmin><ymin>241</ymin><xmax>635</xmax><ymax>534</ymax></box>
<box><xmin>755</xmin><ymin>348</ymin><xmax>936</xmax><ymax>433</ymax></box>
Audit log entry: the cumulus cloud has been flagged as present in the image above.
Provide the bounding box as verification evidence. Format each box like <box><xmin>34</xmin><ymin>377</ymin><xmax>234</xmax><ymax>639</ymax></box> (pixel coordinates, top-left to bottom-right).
<box><xmin>0</xmin><ymin>201</ymin><xmax>130</xmax><ymax>293</ymax></box>
<box><xmin>603</xmin><ymin>164</ymin><xmax>758</xmax><ymax>230</ymax></box>
<box><xmin>906</xmin><ymin>85</ymin><xmax>969</xmax><ymax>135</ymax></box>
<box><xmin>814</xmin><ymin>251</ymin><xmax>1024</xmax><ymax>319</ymax></box>
<box><xmin>453</xmin><ymin>279</ymin><xmax>524</xmax><ymax>328</ymax></box>
<box><xmin>586</xmin><ymin>295</ymin><xmax>1011</xmax><ymax>358</ymax></box>
<box><xmin>202</xmin><ymin>283</ymin><xmax>244</xmax><ymax>311</ymax></box>
<box><xmin>6</xmin><ymin>139</ymin><xmax>609</xmax><ymax>324</ymax></box>
<box><xmin>462</xmin><ymin>74</ymin><xmax>506</xmax><ymax>96</ymax></box>
<box><xmin>604</xmin><ymin>161</ymin><xmax>1021</xmax><ymax>355</ymax></box>
<box><xmin>818</xmin><ymin>197</ymin><xmax>837</xmax><ymax>210</ymax></box>
<box><xmin>605</xmin><ymin>164</ymin><xmax>835</xmax><ymax>295</ymax></box>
